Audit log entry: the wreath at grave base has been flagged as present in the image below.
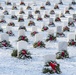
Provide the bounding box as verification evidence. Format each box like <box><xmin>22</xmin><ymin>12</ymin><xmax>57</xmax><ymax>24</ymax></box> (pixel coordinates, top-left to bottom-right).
<box><xmin>6</xmin><ymin>2</ymin><xmax>11</xmax><ymax>5</ymax></box>
<box><xmin>0</xmin><ymin>28</ymin><xmax>3</xmax><ymax>32</ymax></box>
<box><xmin>19</xmin><ymin>11</ymin><xmax>25</xmax><ymax>14</ymax></box>
<box><xmin>28</xmin><ymin>21</ymin><xmax>35</xmax><ymax>26</ymax></box>
<box><xmin>33</xmin><ymin>41</ymin><xmax>45</xmax><ymax>48</ymax></box>
<box><xmin>26</xmin><ymin>6</ymin><xmax>32</xmax><ymax>10</ymax></box>
<box><xmin>8</xmin><ymin>22</ymin><xmax>15</xmax><ymax>26</ymax></box>
<box><xmin>48</xmin><ymin>22</ymin><xmax>55</xmax><ymax>27</ymax></box>
<box><xmin>0</xmin><ymin>20</ymin><xmax>6</xmax><ymax>23</ymax></box>
<box><xmin>58</xmin><ymin>1</ymin><xmax>63</xmax><ymax>4</ymax></box>
<box><xmin>0</xmin><ymin>7</ymin><xmax>3</xmax><ymax>10</ymax></box>
<box><xmin>54</xmin><ymin>5</ymin><xmax>59</xmax><ymax>9</ymax></box>
<box><xmin>46</xmin><ymin>35</ymin><xmax>56</xmax><ymax>42</ymax></box>
<box><xmin>6</xmin><ymin>31</ymin><xmax>14</xmax><ymax>36</ymax></box>
<box><xmin>31</xmin><ymin>31</ymin><xmax>38</xmax><ymax>36</ymax></box>
<box><xmin>37</xmin><ymin>17</ymin><xmax>43</xmax><ymax>21</ymax></box>
<box><xmin>44</xmin><ymin>14</ymin><xmax>50</xmax><ymax>18</ymax></box>
<box><xmin>55</xmin><ymin>17</ymin><xmax>61</xmax><ymax>22</ymax></box>
<box><xmin>27</xmin><ymin>15</ymin><xmax>34</xmax><ymax>19</ymax></box>
<box><xmin>43</xmin><ymin>61</ymin><xmax>61</xmax><ymax>74</ymax></box>
<box><xmin>12</xmin><ymin>6</ymin><xmax>17</xmax><ymax>10</ymax></box>
<box><xmin>40</xmin><ymin>6</ymin><xmax>46</xmax><ymax>10</ymax></box>
<box><xmin>11</xmin><ymin>15</ymin><xmax>17</xmax><ymax>20</ymax></box>
<box><xmin>68</xmin><ymin>40</ymin><xmax>76</xmax><ymax>46</ymax></box>
<box><xmin>56</xmin><ymin>33</ymin><xmax>65</xmax><ymax>37</ymax></box>
<box><xmin>46</xmin><ymin>1</ymin><xmax>51</xmax><ymax>5</ymax></box>
<box><xmin>65</xmin><ymin>10</ymin><xmax>70</xmax><ymax>14</ymax></box>
<box><xmin>68</xmin><ymin>22</ymin><xmax>74</xmax><ymax>27</ymax></box>
<box><xmin>18</xmin><ymin>26</ymin><xmax>27</xmax><ymax>31</ymax></box>
<box><xmin>72</xmin><ymin>2</ymin><xmax>76</xmax><ymax>5</ymax></box>
<box><xmin>3</xmin><ymin>11</ymin><xmax>9</xmax><ymax>15</ymax></box>
<box><xmin>63</xmin><ymin>26</ymin><xmax>70</xmax><ymax>32</ymax></box>
<box><xmin>17</xmin><ymin>36</ymin><xmax>28</xmax><ymax>42</ymax></box>
<box><xmin>18</xmin><ymin>18</ymin><xmax>24</xmax><ymax>22</ymax></box>
<box><xmin>41</xmin><ymin>26</ymin><xmax>48</xmax><ymax>31</ymax></box>
<box><xmin>50</xmin><ymin>10</ymin><xmax>55</xmax><ymax>14</ymax></box>
<box><xmin>11</xmin><ymin>49</ymin><xmax>32</xmax><ymax>59</ymax></box>
<box><xmin>35</xmin><ymin>10</ymin><xmax>40</xmax><ymax>14</ymax></box>
<box><xmin>69</xmin><ymin>7</ymin><xmax>74</xmax><ymax>10</ymax></box>
<box><xmin>20</xmin><ymin>2</ymin><xmax>25</xmax><ymax>5</ymax></box>
<box><xmin>56</xmin><ymin>50</ymin><xmax>69</xmax><ymax>59</ymax></box>
<box><xmin>0</xmin><ymin>40</ymin><xmax>12</xmax><ymax>47</ymax></box>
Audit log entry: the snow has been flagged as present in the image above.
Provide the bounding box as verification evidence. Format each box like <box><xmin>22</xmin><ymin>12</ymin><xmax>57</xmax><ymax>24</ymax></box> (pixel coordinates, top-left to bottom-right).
<box><xmin>0</xmin><ymin>0</ymin><xmax>76</xmax><ymax>75</ymax></box>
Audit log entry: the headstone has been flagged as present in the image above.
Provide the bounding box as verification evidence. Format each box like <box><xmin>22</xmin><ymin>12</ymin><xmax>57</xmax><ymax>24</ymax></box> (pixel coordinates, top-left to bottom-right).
<box><xmin>68</xmin><ymin>33</ymin><xmax>75</xmax><ymax>41</ymax></box>
<box><xmin>35</xmin><ymin>33</ymin><xmax>43</xmax><ymax>42</ymax></box>
<box><xmin>58</xmin><ymin>42</ymin><xmax>67</xmax><ymax>51</ymax></box>
<box><xmin>68</xmin><ymin>17</ymin><xmax>73</xmax><ymax>22</ymax></box>
<box><xmin>73</xmin><ymin>14</ymin><xmax>76</xmax><ymax>20</ymax></box>
<box><xmin>17</xmin><ymin>41</ymin><xmax>27</xmax><ymax>56</ymax></box>
<box><xmin>47</xmin><ymin>29</ymin><xmax>54</xmax><ymax>35</ymax></box>
<box><xmin>32</xmin><ymin>26</ymin><xmax>37</xmax><ymax>32</ymax></box>
<box><xmin>6</xmin><ymin>26</ymin><xmax>12</xmax><ymax>32</ymax></box>
<box><xmin>18</xmin><ymin>29</ymin><xmax>25</xmax><ymax>37</ymax></box>
<box><xmin>56</xmin><ymin>26</ymin><xmax>63</xmax><ymax>33</ymax></box>
<box><xmin>0</xmin><ymin>33</ymin><xmax>9</xmax><ymax>41</ymax></box>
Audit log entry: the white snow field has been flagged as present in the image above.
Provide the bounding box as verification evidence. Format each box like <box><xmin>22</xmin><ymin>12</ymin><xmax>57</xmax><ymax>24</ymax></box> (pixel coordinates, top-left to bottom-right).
<box><xmin>0</xmin><ymin>0</ymin><xmax>76</xmax><ymax>75</ymax></box>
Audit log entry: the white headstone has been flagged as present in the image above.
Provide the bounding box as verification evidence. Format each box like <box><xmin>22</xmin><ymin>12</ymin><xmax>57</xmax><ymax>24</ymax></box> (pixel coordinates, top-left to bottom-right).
<box><xmin>17</xmin><ymin>41</ymin><xmax>27</xmax><ymax>56</ymax></box>
<box><xmin>0</xmin><ymin>33</ymin><xmax>9</xmax><ymax>41</ymax></box>
<box><xmin>19</xmin><ymin>15</ymin><xmax>23</xmax><ymax>18</ymax></box>
<box><xmin>18</xmin><ymin>29</ymin><xmax>25</xmax><ymax>37</ymax></box>
<box><xmin>68</xmin><ymin>33</ymin><xmax>75</xmax><ymax>41</ymax></box>
<box><xmin>11</xmin><ymin>11</ymin><xmax>15</xmax><ymax>15</ymax></box>
<box><xmin>19</xmin><ymin>22</ymin><xmax>24</xmax><ymax>26</ymax></box>
<box><xmin>58</xmin><ymin>42</ymin><xmax>67</xmax><ymax>51</ymax></box>
<box><xmin>43</xmin><ymin>54</ymin><xmax>56</xmax><ymax>62</ymax></box>
<box><xmin>32</xmin><ymin>26</ymin><xmax>37</xmax><ymax>32</ymax></box>
<box><xmin>68</xmin><ymin>17</ymin><xmax>73</xmax><ymax>22</ymax></box>
<box><xmin>73</xmin><ymin>14</ymin><xmax>76</xmax><ymax>19</ymax></box>
<box><xmin>56</xmin><ymin>26</ymin><xmax>62</xmax><ymax>33</ymax></box>
<box><xmin>47</xmin><ymin>29</ymin><xmax>54</xmax><ymax>35</ymax></box>
<box><xmin>35</xmin><ymin>34</ymin><xmax>43</xmax><ymax>42</ymax></box>
<box><xmin>56</xmin><ymin>14</ymin><xmax>59</xmax><ymax>18</ymax></box>
<box><xmin>70</xmin><ymin>27</ymin><xmax>75</xmax><ymax>32</ymax></box>
<box><xmin>6</xmin><ymin>26</ymin><xmax>12</xmax><ymax>32</ymax></box>
<box><xmin>49</xmin><ymin>18</ymin><xmax>53</xmax><ymax>22</ymax></box>
<box><xmin>64</xmin><ymin>22</ymin><xmax>68</xmax><ymax>26</ymax></box>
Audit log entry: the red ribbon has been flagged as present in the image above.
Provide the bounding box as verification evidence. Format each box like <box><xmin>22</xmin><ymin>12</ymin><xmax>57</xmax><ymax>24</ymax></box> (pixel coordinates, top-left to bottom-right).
<box><xmin>22</xmin><ymin>50</ymin><xmax>27</xmax><ymax>55</ymax></box>
<box><xmin>49</xmin><ymin>62</ymin><xmax>57</xmax><ymax>71</ymax></box>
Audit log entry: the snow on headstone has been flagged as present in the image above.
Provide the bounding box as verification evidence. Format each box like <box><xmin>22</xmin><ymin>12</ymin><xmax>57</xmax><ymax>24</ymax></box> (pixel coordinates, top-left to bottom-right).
<box><xmin>18</xmin><ymin>29</ymin><xmax>25</xmax><ymax>37</ymax></box>
<box><xmin>58</xmin><ymin>42</ymin><xmax>67</xmax><ymax>51</ymax></box>
<box><xmin>56</xmin><ymin>26</ymin><xmax>62</xmax><ymax>33</ymax></box>
<box><xmin>32</xmin><ymin>26</ymin><xmax>37</xmax><ymax>32</ymax></box>
<box><xmin>35</xmin><ymin>33</ymin><xmax>43</xmax><ymax>42</ymax></box>
<box><xmin>43</xmin><ymin>54</ymin><xmax>56</xmax><ymax>62</ymax></box>
<box><xmin>6</xmin><ymin>26</ymin><xmax>12</xmax><ymax>32</ymax></box>
<box><xmin>0</xmin><ymin>33</ymin><xmax>9</xmax><ymax>41</ymax></box>
<box><xmin>68</xmin><ymin>33</ymin><xmax>75</xmax><ymax>41</ymax></box>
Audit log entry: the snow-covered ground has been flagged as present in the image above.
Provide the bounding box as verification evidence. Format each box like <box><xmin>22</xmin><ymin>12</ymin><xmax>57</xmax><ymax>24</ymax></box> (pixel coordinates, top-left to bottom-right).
<box><xmin>0</xmin><ymin>0</ymin><xmax>76</xmax><ymax>75</ymax></box>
